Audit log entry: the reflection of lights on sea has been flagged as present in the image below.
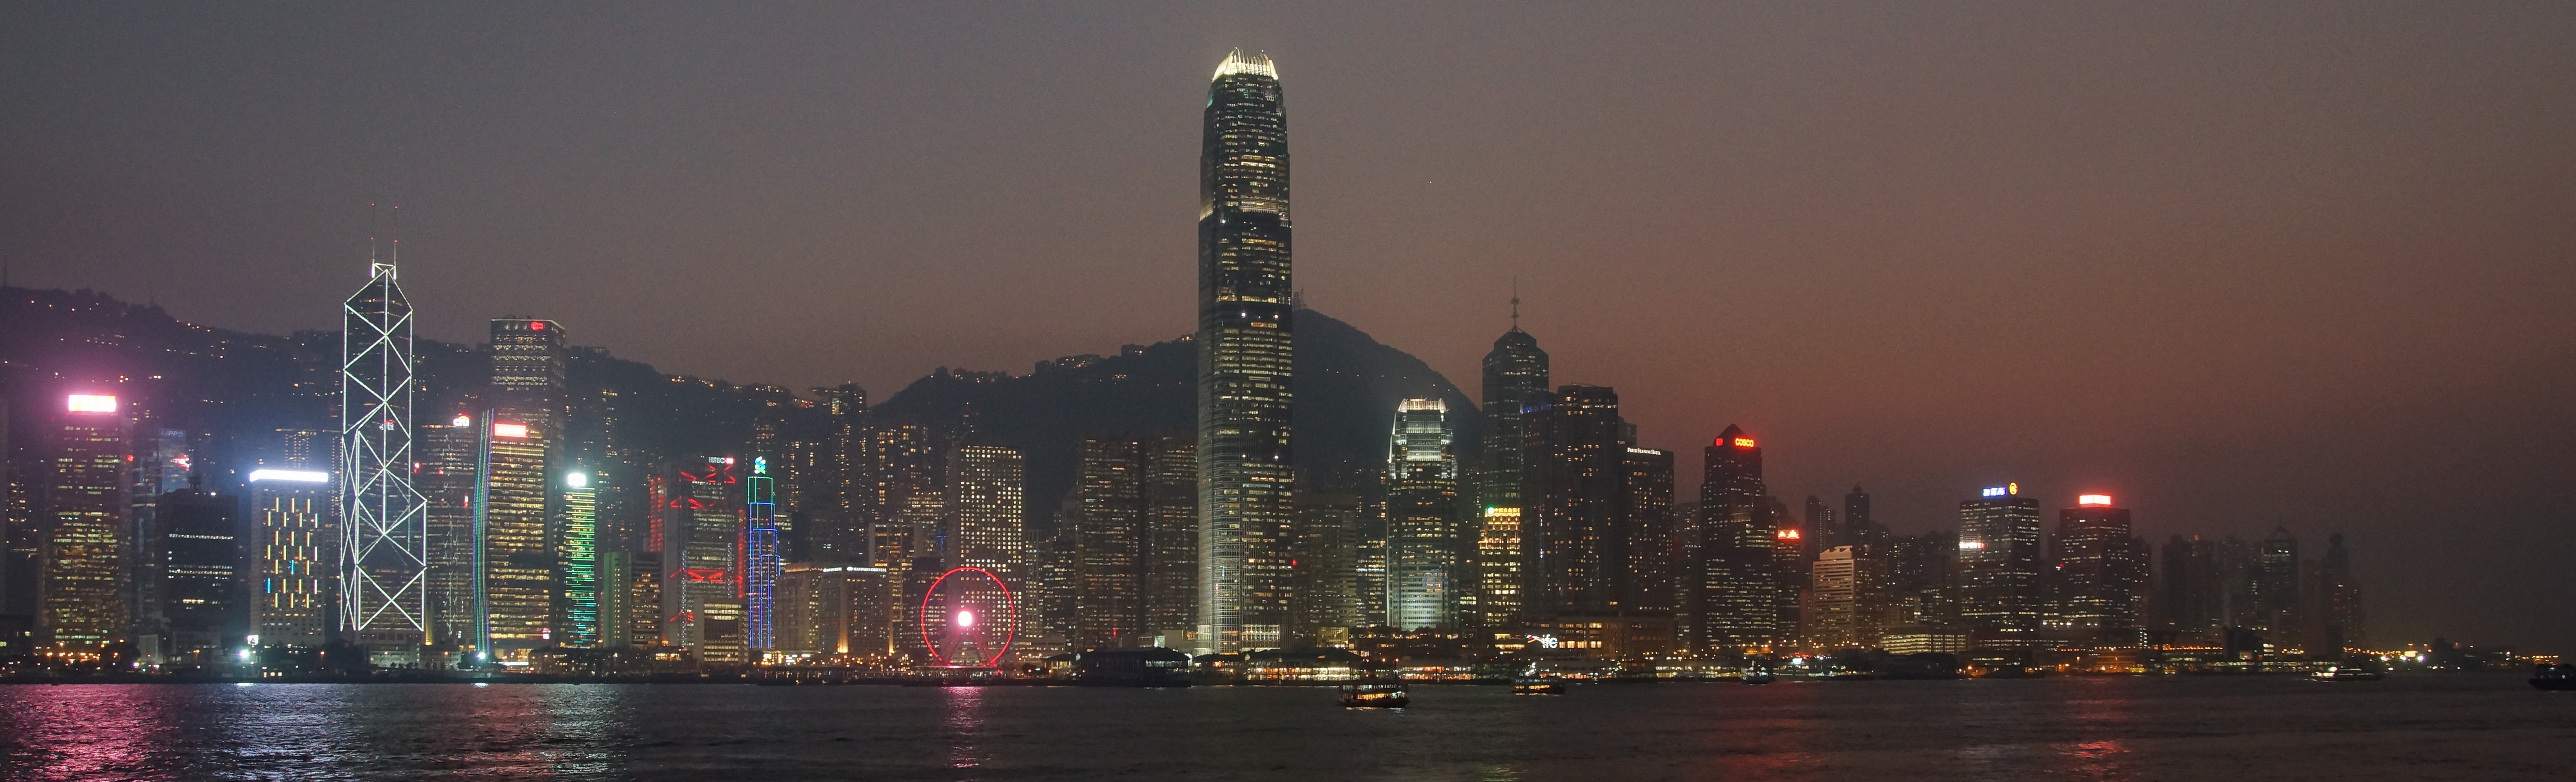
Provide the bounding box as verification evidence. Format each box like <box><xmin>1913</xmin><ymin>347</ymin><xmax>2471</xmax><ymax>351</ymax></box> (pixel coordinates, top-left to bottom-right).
<box><xmin>956</xmin><ymin>610</ymin><xmax>977</xmax><ymax>628</ymax></box>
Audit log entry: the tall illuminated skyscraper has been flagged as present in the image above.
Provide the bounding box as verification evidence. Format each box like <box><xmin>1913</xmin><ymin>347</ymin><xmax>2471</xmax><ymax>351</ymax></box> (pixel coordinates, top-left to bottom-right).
<box><xmin>1197</xmin><ymin>48</ymin><xmax>1294</xmax><ymax>653</ymax></box>
<box><xmin>659</xmin><ymin>457</ymin><xmax>742</xmax><ymax>655</ymax></box>
<box><xmin>1140</xmin><ymin>437</ymin><xmax>1197</xmax><ymax>642</ymax></box>
<box><xmin>1384</xmin><ymin>399</ymin><xmax>1459</xmax><ymax>630</ymax></box>
<box><xmin>474</xmin><ymin>413</ymin><xmax>551</xmax><ymax>662</ymax></box>
<box><xmin>744</xmin><ymin>457</ymin><xmax>781</xmax><ymax>652</ymax></box>
<box><xmin>942</xmin><ymin>445</ymin><xmax>1026</xmax><ymax>588</ymax></box>
<box><xmin>1069</xmin><ymin>439</ymin><xmax>1144</xmax><ymax>649</ymax></box>
<box><xmin>1478</xmin><ymin>315</ymin><xmax>1548</xmax><ymax>512</ymax></box>
<box><xmin>418</xmin><ymin>414</ymin><xmax>480</xmax><ymax>652</ymax></box>
<box><xmin>1684</xmin><ymin>425</ymin><xmax>1776</xmax><ymax>653</ymax></box>
<box><xmin>1958</xmin><ymin>484</ymin><xmax>2043</xmax><ymax>647</ymax></box>
<box><xmin>555</xmin><ymin>469</ymin><xmax>599</xmax><ymax>648</ymax></box>
<box><xmin>41</xmin><ymin>393</ymin><xmax>132</xmax><ymax>656</ymax></box>
<box><xmin>341</xmin><ymin>259</ymin><xmax>430</xmax><ymax>655</ymax></box>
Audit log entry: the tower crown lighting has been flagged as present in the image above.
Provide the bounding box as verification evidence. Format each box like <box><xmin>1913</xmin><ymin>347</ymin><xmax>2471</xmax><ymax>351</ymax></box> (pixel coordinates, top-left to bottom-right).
<box><xmin>2078</xmin><ymin>494</ymin><xmax>2114</xmax><ymax>507</ymax></box>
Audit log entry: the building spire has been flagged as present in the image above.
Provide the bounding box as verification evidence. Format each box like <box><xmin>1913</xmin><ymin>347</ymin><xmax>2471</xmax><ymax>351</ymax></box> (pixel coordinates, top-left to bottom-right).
<box><xmin>1510</xmin><ymin>276</ymin><xmax>1521</xmax><ymax>331</ymax></box>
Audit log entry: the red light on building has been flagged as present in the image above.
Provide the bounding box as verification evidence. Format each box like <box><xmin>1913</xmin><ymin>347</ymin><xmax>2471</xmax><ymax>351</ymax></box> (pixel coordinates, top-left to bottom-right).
<box><xmin>2078</xmin><ymin>494</ymin><xmax>2114</xmax><ymax>507</ymax></box>
<box><xmin>529</xmin><ymin>321</ymin><xmax>545</xmax><ymax>330</ymax></box>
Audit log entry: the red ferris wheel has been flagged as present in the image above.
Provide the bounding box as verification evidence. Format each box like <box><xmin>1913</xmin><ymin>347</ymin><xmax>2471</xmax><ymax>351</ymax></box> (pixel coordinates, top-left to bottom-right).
<box><xmin>917</xmin><ymin>566</ymin><xmax>1018</xmax><ymax>668</ymax></box>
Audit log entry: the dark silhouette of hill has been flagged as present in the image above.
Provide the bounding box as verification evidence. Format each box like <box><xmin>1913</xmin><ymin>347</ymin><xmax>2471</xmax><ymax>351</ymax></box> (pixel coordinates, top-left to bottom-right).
<box><xmin>874</xmin><ymin>309</ymin><xmax>1481</xmax><ymax>523</ymax></box>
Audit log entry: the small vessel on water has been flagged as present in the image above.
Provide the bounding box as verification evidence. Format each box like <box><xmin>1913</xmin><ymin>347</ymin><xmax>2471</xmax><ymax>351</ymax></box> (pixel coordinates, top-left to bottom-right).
<box><xmin>1511</xmin><ymin>677</ymin><xmax>1564</xmax><ymax>695</ymax></box>
<box><xmin>2532</xmin><ymin>663</ymin><xmax>2576</xmax><ymax>691</ymax></box>
<box><xmin>2312</xmin><ymin>654</ymin><xmax>2386</xmax><ymax>682</ymax></box>
<box><xmin>1741</xmin><ymin>667</ymin><xmax>1776</xmax><ymax>685</ymax></box>
<box><xmin>1341</xmin><ymin>680</ymin><xmax>1409</xmax><ymax>708</ymax></box>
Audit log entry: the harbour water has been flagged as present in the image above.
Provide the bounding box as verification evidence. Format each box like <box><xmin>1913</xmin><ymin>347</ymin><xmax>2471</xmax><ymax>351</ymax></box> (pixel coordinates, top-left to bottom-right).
<box><xmin>2</xmin><ymin>673</ymin><xmax>2566</xmax><ymax>780</ymax></box>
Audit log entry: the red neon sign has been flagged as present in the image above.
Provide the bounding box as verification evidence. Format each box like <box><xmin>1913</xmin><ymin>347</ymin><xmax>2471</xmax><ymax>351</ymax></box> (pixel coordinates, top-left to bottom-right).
<box><xmin>917</xmin><ymin>566</ymin><xmax>1019</xmax><ymax>668</ymax></box>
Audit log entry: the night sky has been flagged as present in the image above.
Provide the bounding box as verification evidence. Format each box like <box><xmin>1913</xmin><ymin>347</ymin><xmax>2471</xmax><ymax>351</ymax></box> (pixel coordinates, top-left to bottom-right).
<box><xmin>4</xmin><ymin>3</ymin><xmax>2572</xmax><ymax>651</ymax></box>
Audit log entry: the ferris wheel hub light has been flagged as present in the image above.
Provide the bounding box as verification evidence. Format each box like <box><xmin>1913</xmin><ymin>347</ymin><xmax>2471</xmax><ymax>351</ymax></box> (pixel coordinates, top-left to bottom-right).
<box><xmin>956</xmin><ymin>610</ymin><xmax>976</xmax><ymax>628</ymax></box>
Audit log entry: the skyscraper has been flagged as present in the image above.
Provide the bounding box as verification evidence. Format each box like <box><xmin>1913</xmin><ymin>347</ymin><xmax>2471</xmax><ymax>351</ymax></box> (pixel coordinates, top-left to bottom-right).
<box><xmin>2253</xmin><ymin>527</ymin><xmax>2301</xmax><ymax>643</ymax></box>
<box><xmin>340</xmin><ymin>259</ymin><xmax>429</xmax><ymax>655</ymax></box>
<box><xmin>1291</xmin><ymin>490</ymin><xmax>1362</xmax><ymax>643</ymax></box>
<box><xmin>943</xmin><ymin>445</ymin><xmax>1026</xmax><ymax>591</ymax></box>
<box><xmin>1477</xmin><ymin>318</ymin><xmax>1549</xmax><ymax>516</ymax></box>
<box><xmin>1197</xmin><ymin>48</ymin><xmax>1294</xmax><ymax>653</ymax></box>
<box><xmin>418</xmin><ymin>414</ymin><xmax>480</xmax><ymax>653</ymax></box>
<box><xmin>475</xmin><ymin>413</ymin><xmax>551</xmax><ymax>663</ymax></box>
<box><xmin>2310</xmin><ymin>533</ymin><xmax>2366</xmax><ymax>654</ymax></box>
<box><xmin>1620</xmin><ymin>446</ymin><xmax>1675</xmax><ymax>613</ymax></box>
<box><xmin>2050</xmin><ymin>495</ymin><xmax>2149</xmax><ymax>647</ymax></box>
<box><xmin>659</xmin><ymin>457</ymin><xmax>742</xmax><ymax>656</ymax></box>
<box><xmin>1526</xmin><ymin>386</ymin><xmax>1626</xmax><ymax>617</ymax></box>
<box><xmin>555</xmin><ymin>469</ymin><xmax>599</xmax><ymax>649</ymax></box>
<box><xmin>1140</xmin><ymin>437</ymin><xmax>1197</xmax><ymax>643</ymax></box>
<box><xmin>1684</xmin><ymin>425</ymin><xmax>1775</xmax><ymax>653</ymax></box>
<box><xmin>1958</xmin><ymin>485</ymin><xmax>2043</xmax><ymax>647</ymax></box>
<box><xmin>154</xmin><ymin>485</ymin><xmax>244</xmax><ymax>664</ymax></box>
<box><xmin>1068</xmin><ymin>439</ymin><xmax>1144</xmax><ymax>649</ymax></box>
<box><xmin>1384</xmin><ymin>399</ymin><xmax>1459</xmax><ymax>631</ymax></box>
<box><xmin>1475</xmin><ymin>507</ymin><xmax>1523</xmax><ymax>631</ymax></box>
<box><xmin>41</xmin><ymin>393</ymin><xmax>130</xmax><ymax>657</ymax></box>
<box><xmin>744</xmin><ymin>457</ymin><xmax>782</xmax><ymax>653</ymax></box>
<box><xmin>249</xmin><ymin>467</ymin><xmax>334</xmax><ymax>648</ymax></box>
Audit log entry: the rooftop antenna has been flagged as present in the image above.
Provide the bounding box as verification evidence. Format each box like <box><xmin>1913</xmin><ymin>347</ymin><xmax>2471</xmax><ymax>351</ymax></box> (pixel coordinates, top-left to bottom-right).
<box><xmin>1510</xmin><ymin>276</ymin><xmax>1521</xmax><ymax>331</ymax></box>
<box><xmin>389</xmin><ymin>204</ymin><xmax>401</xmax><ymax>270</ymax></box>
<box><xmin>367</xmin><ymin>201</ymin><xmax>381</xmax><ymax>269</ymax></box>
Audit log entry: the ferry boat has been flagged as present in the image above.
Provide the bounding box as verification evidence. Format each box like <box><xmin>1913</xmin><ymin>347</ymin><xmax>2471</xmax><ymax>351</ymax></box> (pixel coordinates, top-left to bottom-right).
<box><xmin>2310</xmin><ymin>658</ymin><xmax>2386</xmax><ymax>682</ymax></box>
<box><xmin>1511</xmin><ymin>677</ymin><xmax>1564</xmax><ymax>695</ymax></box>
<box><xmin>1340</xmin><ymin>680</ymin><xmax>1409</xmax><ymax>708</ymax></box>
<box><xmin>2532</xmin><ymin>663</ymin><xmax>2576</xmax><ymax>691</ymax></box>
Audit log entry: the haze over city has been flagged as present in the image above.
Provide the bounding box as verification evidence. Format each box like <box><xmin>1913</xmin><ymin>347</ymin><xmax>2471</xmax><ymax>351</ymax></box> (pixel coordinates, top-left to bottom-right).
<box><xmin>5</xmin><ymin>0</ymin><xmax>2572</xmax><ymax>656</ymax></box>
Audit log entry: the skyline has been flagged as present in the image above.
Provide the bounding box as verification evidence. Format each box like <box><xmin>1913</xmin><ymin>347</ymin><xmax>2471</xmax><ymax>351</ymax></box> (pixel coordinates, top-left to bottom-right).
<box><xmin>3</xmin><ymin>3</ymin><xmax>2573</xmax><ymax>655</ymax></box>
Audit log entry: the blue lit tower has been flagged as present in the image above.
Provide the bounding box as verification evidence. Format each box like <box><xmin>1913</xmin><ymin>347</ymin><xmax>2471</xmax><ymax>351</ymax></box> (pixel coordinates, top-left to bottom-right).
<box><xmin>340</xmin><ymin>246</ymin><xmax>430</xmax><ymax>656</ymax></box>
<box><xmin>745</xmin><ymin>456</ymin><xmax>782</xmax><ymax>652</ymax></box>
<box><xmin>1197</xmin><ymin>48</ymin><xmax>1293</xmax><ymax>653</ymax></box>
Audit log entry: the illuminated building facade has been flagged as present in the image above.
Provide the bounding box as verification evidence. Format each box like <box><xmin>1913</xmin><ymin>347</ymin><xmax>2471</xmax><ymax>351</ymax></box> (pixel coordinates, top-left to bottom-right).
<box><xmin>1527</xmin><ymin>386</ymin><xmax>1628</xmax><ymax>617</ymax></box>
<box><xmin>1478</xmin><ymin>321</ymin><xmax>1548</xmax><ymax>519</ymax></box>
<box><xmin>1292</xmin><ymin>490</ymin><xmax>1362</xmax><ymax>643</ymax></box>
<box><xmin>1474</xmin><ymin>507</ymin><xmax>1523</xmax><ymax>631</ymax></box>
<box><xmin>555</xmin><ymin>469</ymin><xmax>599</xmax><ymax>648</ymax></box>
<box><xmin>1141</xmin><ymin>438</ymin><xmax>1197</xmax><ymax>643</ymax></box>
<box><xmin>1621</xmin><ymin>446</ymin><xmax>1675</xmax><ymax>614</ymax></box>
<box><xmin>942</xmin><ymin>446</ymin><xmax>1026</xmax><ymax>590</ymax></box>
<box><xmin>1069</xmin><ymin>439</ymin><xmax>1144</xmax><ymax>649</ymax></box>
<box><xmin>658</xmin><ymin>457</ymin><xmax>742</xmax><ymax>656</ymax></box>
<box><xmin>1957</xmin><ymin>485</ymin><xmax>2044</xmax><ymax>646</ymax></box>
<box><xmin>417</xmin><ymin>415</ymin><xmax>480</xmax><ymax>652</ymax></box>
<box><xmin>778</xmin><ymin>563</ymin><xmax>894</xmax><ymax>659</ymax></box>
<box><xmin>863</xmin><ymin>422</ymin><xmax>940</xmax><ymax>569</ymax></box>
<box><xmin>2050</xmin><ymin>495</ymin><xmax>2149</xmax><ymax>646</ymax></box>
<box><xmin>1808</xmin><ymin>546</ymin><xmax>1860</xmax><ymax>649</ymax></box>
<box><xmin>1198</xmin><ymin>48</ymin><xmax>1295</xmax><ymax>653</ymax></box>
<box><xmin>341</xmin><ymin>260</ymin><xmax>430</xmax><ymax>653</ymax></box>
<box><xmin>154</xmin><ymin>486</ymin><xmax>244</xmax><ymax>663</ymax></box>
<box><xmin>250</xmin><ymin>468</ymin><xmax>335</xmax><ymax>647</ymax></box>
<box><xmin>474</xmin><ymin>413</ymin><xmax>551</xmax><ymax>662</ymax></box>
<box><xmin>744</xmin><ymin>457</ymin><xmax>781</xmax><ymax>651</ymax></box>
<box><xmin>1385</xmin><ymin>399</ymin><xmax>1459</xmax><ymax>631</ymax></box>
<box><xmin>1684</xmin><ymin>425</ymin><xmax>1775</xmax><ymax>653</ymax></box>
<box><xmin>41</xmin><ymin>394</ymin><xmax>132</xmax><ymax>655</ymax></box>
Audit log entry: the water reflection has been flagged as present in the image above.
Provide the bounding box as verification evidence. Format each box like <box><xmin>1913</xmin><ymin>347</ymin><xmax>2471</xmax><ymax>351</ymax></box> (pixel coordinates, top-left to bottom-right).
<box><xmin>0</xmin><ymin>684</ymin><xmax>194</xmax><ymax>780</ymax></box>
<box><xmin>943</xmin><ymin>686</ymin><xmax>986</xmax><ymax>773</ymax></box>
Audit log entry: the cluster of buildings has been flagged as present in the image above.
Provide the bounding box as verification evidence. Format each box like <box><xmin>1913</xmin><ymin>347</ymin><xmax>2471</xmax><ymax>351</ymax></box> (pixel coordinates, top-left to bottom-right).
<box><xmin>0</xmin><ymin>50</ymin><xmax>2371</xmax><ymax>676</ymax></box>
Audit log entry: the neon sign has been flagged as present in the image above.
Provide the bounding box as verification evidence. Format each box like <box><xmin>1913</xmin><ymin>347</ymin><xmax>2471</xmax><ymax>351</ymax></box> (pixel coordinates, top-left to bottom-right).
<box><xmin>66</xmin><ymin>394</ymin><xmax>118</xmax><ymax>413</ymax></box>
<box><xmin>2078</xmin><ymin>494</ymin><xmax>2113</xmax><ymax>507</ymax></box>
